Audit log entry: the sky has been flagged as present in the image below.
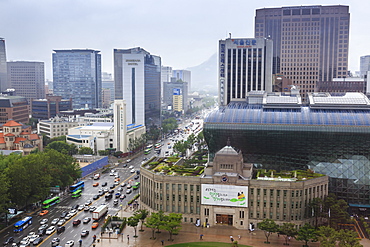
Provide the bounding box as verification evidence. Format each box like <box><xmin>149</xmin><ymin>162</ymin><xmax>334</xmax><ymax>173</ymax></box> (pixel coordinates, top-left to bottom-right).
<box><xmin>1</xmin><ymin>0</ymin><xmax>369</xmax><ymax>80</ymax></box>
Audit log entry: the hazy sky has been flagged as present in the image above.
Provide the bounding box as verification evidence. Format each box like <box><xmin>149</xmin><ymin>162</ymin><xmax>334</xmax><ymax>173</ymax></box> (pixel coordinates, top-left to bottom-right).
<box><xmin>1</xmin><ymin>0</ymin><xmax>369</xmax><ymax>80</ymax></box>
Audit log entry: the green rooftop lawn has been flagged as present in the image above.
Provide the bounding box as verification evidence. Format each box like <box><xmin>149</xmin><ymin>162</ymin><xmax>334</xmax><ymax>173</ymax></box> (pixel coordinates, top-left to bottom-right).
<box><xmin>166</xmin><ymin>242</ymin><xmax>251</xmax><ymax>247</ymax></box>
<box><xmin>256</xmin><ymin>169</ymin><xmax>325</xmax><ymax>181</ymax></box>
<box><xmin>144</xmin><ymin>157</ymin><xmax>205</xmax><ymax>176</ymax></box>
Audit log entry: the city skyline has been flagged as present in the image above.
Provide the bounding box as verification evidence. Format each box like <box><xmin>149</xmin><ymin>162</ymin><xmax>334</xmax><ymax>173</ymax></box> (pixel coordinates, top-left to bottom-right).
<box><xmin>1</xmin><ymin>0</ymin><xmax>369</xmax><ymax>81</ymax></box>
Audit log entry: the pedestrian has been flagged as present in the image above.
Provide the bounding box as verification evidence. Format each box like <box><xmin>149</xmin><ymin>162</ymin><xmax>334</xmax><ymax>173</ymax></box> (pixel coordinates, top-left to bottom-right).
<box><xmin>161</xmin><ymin>240</ymin><xmax>164</xmax><ymax>245</ymax></box>
<box><xmin>93</xmin><ymin>235</ymin><xmax>96</xmax><ymax>242</ymax></box>
<box><xmin>79</xmin><ymin>239</ymin><xmax>82</xmax><ymax>247</ymax></box>
<box><xmin>238</xmin><ymin>235</ymin><xmax>241</xmax><ymax>240</ymax></box>
<box><xmin>230</xmin><ymin>235</ymin><xmax>234</xmax><ymax>242</ymax></box>
<box><xmin>127</xmin><ymin>235</ymin><xmax>130</xmax><ymax>241</ymax></box>
<box><xmin>200</xmin><ymin>234</ymin><xmax>203</xmax><ymax>240</ymax></box>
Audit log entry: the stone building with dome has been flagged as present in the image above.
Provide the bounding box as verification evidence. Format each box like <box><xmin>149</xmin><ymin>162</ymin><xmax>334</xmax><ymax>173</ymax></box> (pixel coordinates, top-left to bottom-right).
<box><xmin>0</xmin><ymin>119</ymin><xmax>43</xmax><ymax>155</ymax></box>
<box><xmin>140</xmin><ymin>145</ymin><xmax>328</xmax><ymax>229</ymax></box>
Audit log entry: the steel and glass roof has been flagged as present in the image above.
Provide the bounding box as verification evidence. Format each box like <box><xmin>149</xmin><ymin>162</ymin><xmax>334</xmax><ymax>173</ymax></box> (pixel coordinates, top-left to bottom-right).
<box><xmin>205</xmin><ymin>102</ymin><xmax>370</xmax><ymax>126</ymax></box>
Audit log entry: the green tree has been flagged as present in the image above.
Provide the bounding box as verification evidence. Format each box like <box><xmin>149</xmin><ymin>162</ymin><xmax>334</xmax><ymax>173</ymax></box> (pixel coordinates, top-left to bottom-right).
<box><xmin>323</xmin><ymin>194</ymin><xmax>350</xmax><ymax>229</ymax></box>
<box><xmin>0</xmin><ymin>172</ymin><xmax>10</xmax><ymax>224</ymax></box>
<box><xmin>336</xmin><ymin>229</ymin><xmax>362</xmax><ymax>247</ymax></box>
<box><xmin>134</xmin><ymin>209</ymin><xmax>149</xmax><ymax>231</ymax></box>
<box><xmin>317</xmin><ymin>226</ymin><xmax>337</xmax><ymax>247</ymax></box>
<box><xmin>98</xmin><ymin>150</ymin><xmax>110</xmax><ymax>156</ymax></box>
<box><xmin>46</xmin><ymin>141</ymin><xmax>77</xmax><ymax>155</ymax></box>
<box><xmin>78</xmin><ymin>147</ymin><xmax>94</xmax><ymax>155</ymax></box>
<box><xmin>296</xmin><ymin>223</ymin><xmax>318</xmax><ymax>247</ymax></box>
<box><xmin>309</xmin><ymin>197</ymin><xmax>323</xmax><ymax>228</ymax></box>
<box><xmin>162</xmin><ymin>117</ymin><xmax>178</xmax><ymax>134</ymax></box>
<box><xmin>127</xmin><ymin>216</ymin><xmax>140</xmax><ymax>237</ymax></box>
<box><xmin>161</xmin><ymin>213</ymin><xmax>182</xmax><ymax>241</ymax></box>
<box><xmin>144</xmin><ymin>212</ymin><xmax>161</xmax><ymax>239</ymax></box>
<box><xmin>257</xmin><ymin>219</ymin><xmax>279</xmax><ymax>244</ymax></box>
<box><xmin>279</xmin><ymin>223</ymin><xmax>298</xmax><ymax>245</ymax></box>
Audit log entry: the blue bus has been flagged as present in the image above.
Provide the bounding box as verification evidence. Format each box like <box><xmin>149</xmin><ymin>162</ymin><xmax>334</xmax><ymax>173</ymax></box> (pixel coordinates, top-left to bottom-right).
<box><xmin>69</xmin><ymin>181</ymin><xmax>84</xmax><ymax>193</ymax></box>
<box><xmin>14</xmin><ymin>216</ymin><xmax>32</xmax><ymax>232</ymax></box>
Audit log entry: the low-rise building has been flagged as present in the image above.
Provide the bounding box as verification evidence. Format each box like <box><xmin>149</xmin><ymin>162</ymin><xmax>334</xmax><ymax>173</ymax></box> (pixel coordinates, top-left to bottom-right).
<box><xmin>0</xmin><ymin>119</ymin><xmax>42</xmax><ymax>155</ymax></box>
<box><xmin>140</xmin><ymin>146</ymin><xmax>328</xmax><ymax>229</ymax></box>
<box><xmin>0</xmin><ymin>96</ymin><xmax>29</xmax><ymax>124</ymax></box>
<box><xmin>37</xmin><ymin>116</ymin><xmax>78</xmax><ymax>139</ymax></box>
<box><xmin>31</xmin><ymin>95</ymin><xmax>72</xmax><ymax>119</ymax></box>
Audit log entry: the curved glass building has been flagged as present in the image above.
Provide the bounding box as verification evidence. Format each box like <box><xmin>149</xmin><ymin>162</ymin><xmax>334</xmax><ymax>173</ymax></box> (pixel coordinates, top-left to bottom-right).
<box><xmin>204</xmin><ymin>92</ymin><xmax>370</xmax><ymax>207</ymax></box>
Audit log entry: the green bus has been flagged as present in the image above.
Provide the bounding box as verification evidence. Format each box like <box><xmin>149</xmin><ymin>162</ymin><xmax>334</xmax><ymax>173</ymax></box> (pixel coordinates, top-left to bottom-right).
<box><xmin>144</xmin><ymin>148</ymin><xmax>151</xmax><ymax>155</ymax></box>
<box><xmin>72</xmin><ymin>189</ymin><xmax>82</xmax><ymax>198</ymax></box>
<box><xmin>133</xmin><ymin>182</ymin><xmax>140</xmax><ymax>190</ymax></box>
<box><xmin>42</xmin><ymin>196</ymin><xmax>60</xmax><ymax>209</ymax></box>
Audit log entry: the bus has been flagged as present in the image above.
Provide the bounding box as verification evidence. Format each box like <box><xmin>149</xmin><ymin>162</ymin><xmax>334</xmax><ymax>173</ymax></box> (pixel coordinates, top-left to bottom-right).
<box><xmin>133</xmin><ymin>182</ymin><xmax>140</xmax><ymax>190</ymax></box>
<box><xmin>144</xmin><ymin>148</ymin><xmax>151</xmax><ymax>155</ymax></box>
<box><xmin>154</xmin><ymin>143</ymin><xmax>161</xmax><ymax>150</ymax></box>
<box><xmin>69</xmin><ymin>181</ymin><xmax>84</xmax><ymax>193</ymax></box>
<box><xmin>14</xmin><ymin>216</ymin><xmax>32</xmax><ymax>232</ymax></box>
<box><xmin>72</xmin><ymin>189</ymin><xmax>82</xmax><ymax>198</ymax></box>
<box><xmin>42</xmin><ymin>196</ymin><xmax>60</xmax><ymax>209</ymax></box>
<box><xmin>146</xmin><ymin>145</ymin><xmax>153</xmax><ymax>150</ymax></box>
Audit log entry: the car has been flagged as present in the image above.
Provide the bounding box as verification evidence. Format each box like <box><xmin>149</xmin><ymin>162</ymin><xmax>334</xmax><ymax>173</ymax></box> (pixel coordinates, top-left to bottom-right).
<box><xmin>83</xmin><ymin>217</ymin><xmax>91</xmax><ymax>224</ymax></box>
<box><xmin>28</xmin><ymin>232</ymin><xmax>36</xmax><ymax>237</ymax></box>
<box><xmin>93</xmin><ymin>195</ymin><xmax>99</xmax><ymax>200</ymax></box>
<box><xmin>72</xmin><ymin>205</ymin><xmax>79</xmax><ymax>210</ymax></box>
<box><xmin>4</xmin><ymin>237</ymin><xmax>14</xmax><ymax>245</ymax></box>
<box><xmin>114</xmin><ymin>173</ymin><xmax>119</xmax><ymax>178</ymax></box>
<box><xmin>130</xmin><ymin>169</ymin><xmax>135</xmax><ymax>173</ymax></box>
<box><xmin>57</xmin><ymin>226</ymin><xmax>65</xmax><ymax>233</ymax></box>
<box><xmin>126</xmin><ymin>189</ymin><xmax>132</xmax><ymax>194</ymax></box>
<box><xmin>69</xmin><ymin>209</ymin><xmax>77</xmax><ymax>215</ymax></box>
<box><xmin>57</xmin><ymin>219</ymin><xmax>66</xmax><ymax>226</ymax></box>
<box><xmin>113</xmin><ymin>199</ymin><xmax>119</xmax><ymax>205</ymax></box>
<box><xmin>134</xmin><ymin>175</ymin><xmax>139</xmax><ymax>180</ymax></box>
<box><xmin>37</xmin><ymin>228</ymin><xmax>46</xmax><ymax>235</ymax></box>
<box><xmin>103</xmin><ymin>188</ymin><xmax>108</xmax><ymax>193</ymax></box>
<box><xmin>39</xmin><ymin>210</ymin><xmax>49</xmax><ymax>216</ymax></box>
<box><xmin>60</xmin><ymin>211</ymin><xmax>68</xmax><ymax>218</ymax></box>
<box><xmin>117</xmin><ymin>187</ymin><xmax>123</xmax><ymax>192</ymax></box>
<box><xmin>109</xmin><ymin>172</ymin><xmax>114</xmax><ymax>176</ymax></box>
<box><xmin>28</xmin><ymin>234</ymin><xmax>39</xmax><ymax>243</ymax></box>
<box><xmin>51</xmin><ymin>218</ymin><xmax>59</xmax><ymax>225</ymax></box>
<box><xmin>143</xmin><ymin>157</ymin><xmax>148</xmax><ymax>161</ymax></box>
<box><xmin>109</xmin><ymin>189</ymin><xmax>114</xmax><ymax>194</ymax></box>
<box><xmin>98</xmin><ymin>190</ymin><xmax>104</xmax><ymax>196</ymax></box>
<box><xmin>127</xmin><ymin>184</ymin><xmax>132</xmax><ymax>189</ymax></box>
<box><xmin>78</xmin><ymin>205</ymin><xmax>84</xmax><ymax>211</ymax></box>
<box><xmin>40</xmin><ymin>218</ymin><xmax>48</xmax><ymax>225</ymax></box>
<box><xmin>114</xmin><ymin>181</ymin><xmax>119</xmax><ymax>186</ymax></box>
<box><xmin>46</xmin><ymin>226</ymin><xmax>56</xmax><ymax>235</ymax></box>
<box><xmin>85</xmin><ymin>200</ymin><xmax>92</xmax><ymax>206</ymax></box>
<box><xmin>93</xmin><ymin>182</ymin><xmax>99</xmax><ymax>187</ymax></box>
<box><xmin>110</xmin><ymin>184</ymin><xmax>115</xmax><ymax>189</ymax></box>
<box><xmin>19</xmin><ymin>237</ymin><xmax>30</xmax><ymax>245</ymax></box>
<box><xmin>51</xmin><ymin>237</ymin><xmax>60</xmax><ymax>247</ymax></box>
<box><xmin>65</xmin><ymin>240</ymin><xmax>74</xmax><ymax>247</ymax></box>
<box><xmin>114</xmin><ymin>177</ymin><xmax>120</xmax><ymax>181</ymax></box>
<box><xmin>64</xmin><ymin>213</ymin><xmax>72</xmax><ymax>220</ymax></box>
<box><xmin>89</xmin><ymin>206</ymin><xmax>96</xmax><ymax>212</ymax></box>
<box><xmin>120</xmin><ymin>195</ymin><xmax>126</xmax><ymax>200</ymax></box>
<box><xmin>115</xmin><ymin>192</ymin><xmax>121</xmax><ymax>198</ymax></box>
<box><xmin>84</xmin><ymin>206</ymin><xmax>90</xmax><ymax>211</ymax></box>
<box><xmin>32</xmin><ymin>236</ymin><xmax>43</xmax><ymax>245</ymax></box>
<box><xmin>105</xmin><ymin>193</ymin><xmax>112</xmax><ymax>200</ymax></box>
<box><xmin>81</xmin><ymin>229</ymin><xmax>89</xmax><ymax>237</ymax></box>
<box><xmin>128</xmin><ymin>165</ymin><xmax>134</xmax><ymax>169</ymax></box>
<box><xmin>126</xmin><ymin>159</ymin><xmax>131</xmax><ymax>163</ymax></box>
<box><xmin>102</xmin><ymin>182</ymin><xmax>107</xmax><ymax>187</ymax></box>
<box><xmin>121</xmin><ymin>182</ymin><xmax>126</xmax><ymax>187</ymax></box>
<box><xmin>72</xmin><ymin>219</ymin><xmax>81</xmax><ymax>226</ymax></box>
<box><xmin>123</xmin><ymin>163</ymin><xmax>127</xmax><ymax>167</ymax></box>
<box><xmin>91</xmin><ymin>222</ymin><xmax>99</xmax><ymax>229</ymax></box>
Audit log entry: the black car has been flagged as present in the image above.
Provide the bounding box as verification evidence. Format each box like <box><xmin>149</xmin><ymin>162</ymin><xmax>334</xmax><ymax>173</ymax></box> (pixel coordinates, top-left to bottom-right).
<box><xmin>3</xmin><ymin>236</ymin><xmax>14</xmax><ymax>245</ymax></box>
<box><xmin>60</xmin><ymin>211</ymin><xmax>68</xmax><ymax>218</ymax></box>
<box><xmin>72</xmin><ymin>205</ymin><xmax>79</xmax><ymax>210</ymax></box>
<box><xmin>33</xmin><ymin>236</ymin><xmax>44</xmax><ymax>245</ymax></box>
<box><xmin>134</xmin><ymin>175</ymin><xmax>139</xmax><ymax>180</ymax></box>
<box><xmin>93</xmin><ymin>195</ymin><xmax>99</xmax><ymax>200</ymax></box>
<box><xmin>73</xmin><ymin>219</ymin><xmax>81</xmax><ymax>226</ymax></box>
<box><xmin>102</xmin><ymin>182</ymin><xmax>107</xmax><ymax>187</ymax></box>
<box><xmin>109</xmin><ymin>189</ymin><xmax>114</xmax><ymax>194</ymax></box>
<box><xmin>110</xmin><ymin>184</ymin><xmax>115</xmax><ymax>189</ymax></box>
<box><xmin>37</xmin><ymin>228</ymin><xmax>46</xmax><ymax>235</ymax></box>
<box><xmin>105</xmin><ymin>193</ymin><xmax>112</xmax><ymax>200</ymax></box>
<box><xmin>123</xmin><ymin>163</ymin><xmax>127</xmax><ymax>167</ymax></box>
<box><xmin>57</xmin><ymin>226</ymin><xmax>65</xmax><ymax>233</ymax></box>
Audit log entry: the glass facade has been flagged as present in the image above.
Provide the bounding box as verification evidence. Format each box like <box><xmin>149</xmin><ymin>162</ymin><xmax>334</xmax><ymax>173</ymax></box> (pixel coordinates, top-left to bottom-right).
<box><xmin>204</xmin><ymin>102</ymin><xmax>370</xmax><ymax>206</ymax></box>
<box><xmin>53</xmin><ymin>49</ymin><xmax>102</xmax><ymax>109</ymax></box>
<box><xmin>0</xmin><ymin>38</ymin><xmax>8</xmax><ymax>92</ymax></box>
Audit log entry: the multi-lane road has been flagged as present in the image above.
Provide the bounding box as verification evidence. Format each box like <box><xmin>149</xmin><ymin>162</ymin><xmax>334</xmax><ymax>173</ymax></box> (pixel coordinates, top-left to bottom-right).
<box><xmin>2</xmin><ymin>155</ymin><xmax>144</xmax><ymax>247</ymax></box>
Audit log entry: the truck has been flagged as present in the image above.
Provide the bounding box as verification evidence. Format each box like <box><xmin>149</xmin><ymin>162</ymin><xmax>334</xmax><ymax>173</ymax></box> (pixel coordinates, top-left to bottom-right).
<box><xmin>92</xmin><ymin>204</ymin><xmax>108</xmax><ymax>221</ymax></box>
<box><xmin>93</xmin><ymin>174</ymin><xmax>100</xmax><ymax>180</ymax></box>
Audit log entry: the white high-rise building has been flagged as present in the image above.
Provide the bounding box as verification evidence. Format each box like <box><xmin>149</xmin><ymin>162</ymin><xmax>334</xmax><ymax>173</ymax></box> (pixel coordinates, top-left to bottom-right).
<box><xmin>218</xmin><ymin>37</ymin><xmax>273</xmax><ymax>106</ymax></box>
<box><xmin>113</xmin><ymin>100</ymin><xmax>127</xmax><ymax>152</ymax></box>
<box><xmin>0</xmin><ymin>38</ymin><xmax>8</xmax><ymax>92</ymax></box>
<box><xmin>360</xmin><ymin>55</ymin><xmax>370</xmax><ymax>78</ymax></box>
<box><xmin>172</xmin><ymin>69</ymin><xmax>191</xmax><ymax>90</ymax></box>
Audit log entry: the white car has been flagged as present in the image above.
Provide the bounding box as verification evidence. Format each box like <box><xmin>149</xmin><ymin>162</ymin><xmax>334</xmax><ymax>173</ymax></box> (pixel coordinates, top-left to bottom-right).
<box><xmin>65</xmin><ymin>240</ymin><xmax>74</xmax><ymax>247</ymax></box>
<box><xmin>51</xmin><ymin>218</ymin><xmax>59</xmax><ymax>225</ymax></box>
<box><xmin>78</xmin><ymin>205</ymin><xmax>84</xmax><ymax>211</ymax></box>
<box><xmin>19</xmin><ymin>237</ymin><xmax>30</xmax><ymax>245</ymax></box>
<box><xmin>130</xmin><ymin>169</ymin><xmax>135</xmax><ymax>173</ymax></box>
<box><xmin>46</xmin><ymin>226</ymin><xmax>56</xmax><ymax>235</ymax></box>
<box><xmin>57</xmin><ymin>219</ymin><xmax>66</xmax><ymax>226</ymax></box>
<box><xmin>129</xmin><ymin>165</ymin><xmax>134</xmax><ymax>169</ymax></box>
<box><xmin>40</xmin><ymin>218</ymin><xmax>48</xmax><ymax>225</ymax></box>
<box><xmin>69</xmin><ymin>209</ymin><xmax>77</xmax><ymax>216</ymax></box>
<box><xmin>28</xmin><ymin>234</ymin><xmax>39</xmax><ymax>243</ymax></box>
<box><xmin>64</xmin><ymin>213</ymin><xmax>72</xmax><ymax>220</ymax></box>
<box><xmin>27</xmin><ymin>232</ymin><xmax>36</xmax><ymax>237</ymax></box>
<box><xmin>126</xmin><ymin>159</ymin><xmax>131</xmax><ymax>163</ymax></box>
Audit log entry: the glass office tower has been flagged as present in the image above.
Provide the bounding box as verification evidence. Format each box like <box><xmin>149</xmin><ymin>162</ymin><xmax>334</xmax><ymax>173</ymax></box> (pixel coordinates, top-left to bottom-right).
<box><xmin>204</xmin><ymin>92</ymin><xmax>370</xmax><ymax>207</ymax></box>
<box><xmin>0</xmin><ymin>38</ymin><xmax>8</xmax><ymax>92</ymax></box>
<box><xmin>53</xmin><ymin>49</ymin><xmax>102</xmax><ymax>109</ymax></box>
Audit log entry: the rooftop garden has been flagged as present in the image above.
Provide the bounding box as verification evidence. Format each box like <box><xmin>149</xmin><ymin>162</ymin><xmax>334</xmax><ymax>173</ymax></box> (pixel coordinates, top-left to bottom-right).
<box><xmin>143</xmin><ymin>157</ymin><xmax>205</xmax><ymax>176</ymax></box>
<box><xmin>256</xmin><ymin>169</ymin><xmax>325</xmax><ymax>181</ymax></box>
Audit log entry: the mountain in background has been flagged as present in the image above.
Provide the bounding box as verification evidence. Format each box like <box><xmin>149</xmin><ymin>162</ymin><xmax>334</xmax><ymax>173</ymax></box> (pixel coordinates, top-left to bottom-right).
<box><xmin>187</xmin><ymin>53</ymin><xmax>217</xmax><ymax>94</ymax></box>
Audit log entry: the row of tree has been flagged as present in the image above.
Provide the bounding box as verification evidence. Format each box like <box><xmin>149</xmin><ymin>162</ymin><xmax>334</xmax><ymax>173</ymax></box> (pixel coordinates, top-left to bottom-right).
<box><xmin>125</xmin><ymin>209</ymin><xmax>183</xmax><ymax>241</ymax></box>
<box><xmin>258</xmin><ymin>219</ymin><xmax>362</xmax><ymax>247</ymax></box>
<box><xmin>173</xmin><ymin>132</ymin><xmax>205</xmax><ymax>157</ymax></box>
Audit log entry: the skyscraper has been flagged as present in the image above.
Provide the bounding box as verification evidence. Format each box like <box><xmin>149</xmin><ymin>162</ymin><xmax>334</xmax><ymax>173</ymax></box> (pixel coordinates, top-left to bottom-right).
<box><xmin>172</xmin><ymin>69</ymin><xmax>191</xmax><ymax>90</ymax></box>
<box><xmin>52</xmin><ymin>49</ymin><xmax>102</xmax><ymax>109</ymax></box>
<box><xmin>7</xmin><ymin>61</ymin><xmax>45</xmax><ymax>101</ymax></box>
<box><xmin>218</xmin><ymin>37</ymin><xmax>273</xmax><ymax>106</ymax></box>
<box><xmin>255</xmin><ymin>5</ymin><xmax>350</xmax><ymax>98</ymax></box>
<box><xmin>114</xmin><ymin>47</ymin><xmax>161</xmax><ymax>126</ymax></box>
<box><xmin>360</xmin><ymin>55</ymin><xmax>370</xmax><ymax>78</ymax></box>
<box><xmin>0</xmin><ymin>38</ymin><xmax>9</xmax><ymax>92</ymax></box>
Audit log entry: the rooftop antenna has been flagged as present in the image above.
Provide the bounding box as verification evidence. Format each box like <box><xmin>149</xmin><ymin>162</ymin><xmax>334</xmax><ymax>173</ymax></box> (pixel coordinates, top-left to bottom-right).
<box><xmin>229</xmin><ymin>33</ymin><xmax>232</xmax><ymax>39</ymax></box>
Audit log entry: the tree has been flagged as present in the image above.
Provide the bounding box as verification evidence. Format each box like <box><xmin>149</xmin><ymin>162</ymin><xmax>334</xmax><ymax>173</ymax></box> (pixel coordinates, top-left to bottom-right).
<box><xmin>309</xmin><ymin>197</ymin><xmax>323</xmax><ymax>228</ymax></box>
<box><xmin>127</xmin><ymin>216</ymin><xmax>140</xmax><ymax>237</ymax></box>
<box><xmin>296</xmin><ymin>223</ymin><xmax>318</xmax><ymax>247</ymax></box>
<box><xmin>144</xmin><ymin>212</ymin><xmax>161</xmax><ymax>239</ymax></box>
<box><xmin>46</xmin><ymin>141</ymin><xmax>77</xmax><ymax>155</ymax></box>
<box><xmin>279</xmin><ymin>223</ymin><xmax>298</xmax><ymax>245</ymax></box>
<box><xmin>336</xmin><ymin>229</ymin><xmax>362</xmax><ymax>247</ymax></box>
<box><xmin>78</xmin><ymin>147</ymin><xmax>93</xmax><ymax>155</ymax></box>
<box><xmin>317</xmin><ymin>226</ymin><xmax>337</xmax><ymax>247</ymax></box>
<box><xmin>134</xmin><ymin>209</ymin><xmax>149</xmax><ymax>231</ymax></box>
<box><xmin>161</xmin><ymin>213</ymin><xmax>182</xmax><ymax>241</ymax></box>
<box><xmin>257</xmin><ymin>219</ymin><xmax>279</xmax><ymax>244</ymax></box>
<box><xmin>323</xmin><ymin>194</ymin><xmax>350</xmax><ymax>229</ymax></box>
<box><xmin>98</xmin><ymin>150</ymin><xmax>109</xmax><ymax>156</ymax></box>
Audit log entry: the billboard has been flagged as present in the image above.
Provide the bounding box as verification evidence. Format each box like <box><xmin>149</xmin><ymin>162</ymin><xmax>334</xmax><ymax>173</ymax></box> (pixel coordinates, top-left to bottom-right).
<box><xmin>173</xmin><ymin>88</ymin><xmax>181</xmax><ymax>95</ymax></box>
<box><xmin>201</xmin><ymin>184</ymin><xmax>248</xmax><ymax>207</ymax></box>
